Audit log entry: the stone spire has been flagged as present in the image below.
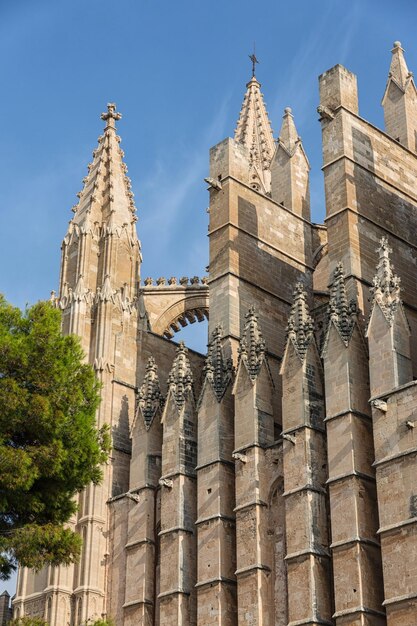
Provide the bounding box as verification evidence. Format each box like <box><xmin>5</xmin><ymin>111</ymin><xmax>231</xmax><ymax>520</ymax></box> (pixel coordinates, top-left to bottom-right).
<box><xmin>238</xmin><ymin>306</ymin><xmax>267</xmax><ymax>381</ymax></box>
<box><xmin>386</xmin><ymin>41</ymin><xmax>413</xmax><ymax>92</ymax></box>
<box><xmin>71</xmin><ymin>103</ymin><xmax>137</xmax><ymax>229</ymax></box>
<box><xmin>167</xmin><ymin>341</ymin><xmax>194</xmax><ymax>409</ymax></box>
<box><xmin>286</xmin><ymin>283</ymin><xmax>314</xmax><ymax>359</ymax></box>
<box><xmin>382</xmin><ymin>42</ymin><xmax>417</xmax><ymax>151</ymax></box>
<box><xmin>369</xmin><ymin>237</ymin><xmax>402</xmax><ymax>324</ymax></box>
<box><xmin>325</xmin><ymin>263</ymin><xmax>358</xmax><ymax>346</ymax></box>
<box><xmin>270</xmin><ymin>107</ymin><xmax>310</xmax><ymax>217</ymax></box>
<box><xmin>137</xmin><ymin>356</ymin><xmax>164</xmax><ymax>429</ymax></box>
<box><xmin>201</xmin><ymin>325</ymin><xmax>234</xmax><ymax>402</ymax></box>
<box><xmin>278</xmin><ymin>107</ymin><xmax>301</xmax><ymax>155</ymax></box>
<box><xmin>234</xmin><ymin>73</ymin><xmax>275</xmax><ymax>193</ymax></box>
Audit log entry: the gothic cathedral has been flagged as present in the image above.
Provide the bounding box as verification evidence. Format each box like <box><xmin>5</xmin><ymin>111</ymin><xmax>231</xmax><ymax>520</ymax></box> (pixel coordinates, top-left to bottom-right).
<box><xmin>13</xmin><ymin>42</ymin><xmax>417</xmax><ymax>626</ymax></box>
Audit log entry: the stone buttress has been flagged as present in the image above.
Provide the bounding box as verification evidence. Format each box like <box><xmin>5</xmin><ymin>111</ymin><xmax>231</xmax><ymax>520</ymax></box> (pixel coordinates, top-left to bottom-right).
<box><xmin>196</xmin><ymin>325</ymin><xmax>236</xmax><ymax>625</ymax></box>
<box><xmin>321</xmin><ymin>264</ymin><xmax>384</xmax><ymax>625</ymax></box>
<box><xmin>367</xmin><ymin>240</ymin><xmax>417</xmax><ymax>625</ymax></box>
<box><xmin>158</xmin><ymin>343</ymin><xmax>198</xmax><ymax>626</ymax></box>
<box><xmin>280</xmin><ymin>283</ymin><xmax>333</xmax><ymax>626</ymax></box>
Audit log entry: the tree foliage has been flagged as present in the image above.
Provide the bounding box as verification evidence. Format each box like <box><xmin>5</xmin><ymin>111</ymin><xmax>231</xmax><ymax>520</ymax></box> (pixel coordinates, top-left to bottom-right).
<box><xmin>9</xmin><ymin>616</ymin><xmax>114</xmax><ymax>625</ymax></box>
<box><xmin>0</xmin><ymin>295</ymin><xmax>109</xmax><ymax>579</ymax></box>
<box><xmin>9</xmin><ymin>618</ymin><xmax>49</xmax><ymax>626</ymax></box>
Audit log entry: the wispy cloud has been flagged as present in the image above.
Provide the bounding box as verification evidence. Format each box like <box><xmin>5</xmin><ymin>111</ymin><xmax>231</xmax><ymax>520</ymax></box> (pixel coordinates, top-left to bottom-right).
<box><xmin>271</xmin><ymin>2</ymin><xmax>359</xmax><ymax>128</ymax></box>
<box><xmin>136</xmin><ymin>93</ymin><xmax>231</xmax><ymax>253</ymax></box>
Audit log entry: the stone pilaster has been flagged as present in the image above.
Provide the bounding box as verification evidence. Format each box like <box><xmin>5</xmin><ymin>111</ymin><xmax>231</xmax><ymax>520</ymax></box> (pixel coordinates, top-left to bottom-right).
<box><xmin>280</xmin><ymin>283</ymin><xmax>333</xmax><ymax>625</ymax></box>
<box><xmin>196</xmin><ymin>325</ymin><xmax>236</xmax><ymax>625</ymax></box>
<box><xmin>232</xmin><ymin>308</ymin><xmax>275</xmax><ymax>625</ymax></box>
<box><xmin>123</xmin><ymin>357</ymin><xmax>163</xmax><ymax>625</ymax></box>
<box><xmin>322</xmin><ymin>264</ymin><xmax>385</xmax><ymax>626</ymax></box>
<box><xmin>367</xmin><ymin>239</ymin><xmax>417</xmax><ymax>625</ymax></box>
<box><xmin>158</xmin><ymin>343</ymin><xmax>198</xmax><ymax>626</ymax></box>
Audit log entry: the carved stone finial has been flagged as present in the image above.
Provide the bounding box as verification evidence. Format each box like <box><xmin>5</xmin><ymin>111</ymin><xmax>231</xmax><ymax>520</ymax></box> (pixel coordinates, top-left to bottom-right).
<box><xmin>238</xmin><ymin>306</ymin><xmax>266</xmax><ymax>380</ymax></box>
<box><xmin>144</xmin><ymin>277</ymin><xmax>153</xmax><ymax>286</ymax></box>
<box><xmin>202</xmin><ymin>325</ymin><xmax>234</xmax><ymax>402</ymax></box>
<box><xmin>179</xmin><ymin>276</ymin><xmax>189</xmax><ymax>286</ymax></box>
<box><xmin>168</xmin><ymin>276</ymin><xmax>177</xmax><ymax>285</ymax></box>
<box><xmin>286</xmin><ymin>283</ymin><xmax>314</xmax><ymax>359</ymax></box>
<box><xmin>101</xmin><ymin>103</ymin><xmax>122</xmax><ymax>130</ymax></box>
<box><xmin>167</xmin><ymin>341</ymin><xmax>194</xmax><ymax>409</ymax></box>
<box><xmin>327</xmin><ymin>263</ymin><xmax>357</xmax><ymax>345</ymax></box>
<box><xmin>156</xmin><ymin>277</ymin><xmax>166</xmax><ymax>286</ymax></box>
<box><xmin>96</xmin><ymin>274</ymin><xmax>115</xmax><ymax>303</ymax></box>
<box><xmin>137</xmin><ymin>357</ymin><xmax>164</xmax><ymax>428</ymax></box>
<box><xmin>370</xmin><ymin>237</ymin><xmax>401</xmax><ymax>324</ymax></box>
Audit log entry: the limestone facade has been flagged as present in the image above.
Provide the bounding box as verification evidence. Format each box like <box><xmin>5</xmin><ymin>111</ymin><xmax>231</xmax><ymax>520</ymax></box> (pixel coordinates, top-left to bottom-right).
<box><xmin>13</xmin><ymin>42</ymin><xmax>417</xmax><ymax>625</ymax></box>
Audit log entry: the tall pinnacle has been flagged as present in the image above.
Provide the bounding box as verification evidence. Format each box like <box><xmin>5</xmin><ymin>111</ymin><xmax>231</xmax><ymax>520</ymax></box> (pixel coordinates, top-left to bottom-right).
<box><xmin>234</xmin><ymin>67</ymin><xmax>275</xmax><ymax>193</ymax></box>
<box><xmin>326</xmin><ymin>263</ymin><xmax>358</xmax><ymax>346</ymax></box>
<box><xmin>382</xmin><ymin>41</ymin><xmax>417</xmax><ymax>151</ymax></box>
<box><xmin>71</xmin><ymin>103</ymin><xmax>137</xmax><ymax>229</ymax></box>
<box><xmin>370</xmin><ymin>237</ymin><xmax>401</xmax><ymax>323</ymax></box>
<box><xmin>238</xmin><ymin>306</ymin><xmax>267</xmax><ymax>380</ymax></box>
<box><xmin>167</xmin><ymin>342</ymin><xmax>194</xmax><ymax>410</ymax></box>
<box><xmin>201</xmin><ymin>325</ymin><xmax>234</xmax><ymax>402</ymax></box>
<box><xmin>387</xmin><ymin>42</ymin><xmax>413</xmax><ymax>90</ymax></box>
<box><xmin>286</xmin><ymin>283</ymin><xmax>314</xmax><ymax>359</ymax></box>
<box><xmin>137</xmin><ymin>357</ymin><xmax>164</xmax><ymax>429</ymax></box>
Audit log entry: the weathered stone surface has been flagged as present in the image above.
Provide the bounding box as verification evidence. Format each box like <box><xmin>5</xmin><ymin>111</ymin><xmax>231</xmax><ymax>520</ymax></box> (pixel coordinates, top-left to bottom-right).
<box><xmin>15</xmin><ymin>42</ymin><xmax>417</xmax><ymax>626</ymax></box>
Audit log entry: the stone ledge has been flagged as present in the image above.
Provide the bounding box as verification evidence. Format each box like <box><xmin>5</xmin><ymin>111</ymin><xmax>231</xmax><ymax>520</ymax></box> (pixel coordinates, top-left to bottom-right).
<box><xmin>234</xmin><ymin>499</ymin><xmax>268</xmax><ymax>513</ymax></box>
<box><xmin>122</xmin><ymin>598</ymin><xmax>153</xmax><ymax>609</ymax></box>
<box><xmin>330</xmin><ymin>536</ymin><xmax>380</xmax><ymax>550</ymax></box>
<box><xmin>326</xmin><ymin>470</ymin><xmax>375</xmax><ymax>485</ymax></box>
<box><xmin>195</xmin><ymin>576</ymin><xmax>237</xmax><ymax>589</ymax></box>
<box><xmin>195</xmin><ymin>513</ymin><xmax>235</xmax><ymax>526</ymax></box>
<box><xmin>158</xmin><ymin>525</ymin><xmax>194</xmax><ymax>537</ymax></box>
<box><xmin>285</xmin><ymin>547</ymin><xmax>330</xmax><ymax>561</ymax></box>
<box><xmin>333</xmin><ymin>605</ymin><xmax>385</xmax><ymax>618</ymax></box>
<box><xmin>382</xmin><ymin>591</ymin><xmax>417</xmax><ymax>606</ymax></box>
<box><xmin>125</xmin><ymin>538</ymin><xmax>155</xmax><ymax>550</ymax></box>
<box><xmin>235</xmin><ymin>563</ymin><xmax>271</xmax><ymax>577</ymax></box>
<box><xmin>283</xmin><ymin>484</ymin><xmax>326</xmax><ymax>498</ymax></box>
<box><xmin>195</xmin><ymin>458</ymin><xmax>234</xmax><ymax>471</ymax></box>
<box><xmin>288</xmin><ymin>617</ymin><xmax>333</xmax><ymax>626</ymax></box>
<box><xmin>377</xmin><ymin>516</ymin><xmax>417</xmax><ymax>536</ymax></box>
<box><xmin>373</xmin><ymin>445</ymin><xmax>417</xmax><ymax>468</ymax></box>
<box><xmin>158</xmin><ymin>589</ymin><xmax>190</xmax><ymax>599</ymax></box>
<box><xmin>324</xmin><ymin>408</ymin><xmax>372</xmax><ymax>423</ymax></box>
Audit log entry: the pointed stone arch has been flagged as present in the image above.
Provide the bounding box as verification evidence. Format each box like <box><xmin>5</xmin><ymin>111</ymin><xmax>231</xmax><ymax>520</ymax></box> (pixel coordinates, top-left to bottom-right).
<box><xmin>141</xmin><ymin>281</ymin><xmax>209</xmax><ymax>339</ymax></box>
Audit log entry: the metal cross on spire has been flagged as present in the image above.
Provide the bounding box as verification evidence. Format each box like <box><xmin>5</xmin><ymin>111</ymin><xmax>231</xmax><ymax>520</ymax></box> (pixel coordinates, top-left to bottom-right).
<box><xmin>249</xmin><ymin>44</ymin><xmax>259</xmax><ymax>78</ymax></box>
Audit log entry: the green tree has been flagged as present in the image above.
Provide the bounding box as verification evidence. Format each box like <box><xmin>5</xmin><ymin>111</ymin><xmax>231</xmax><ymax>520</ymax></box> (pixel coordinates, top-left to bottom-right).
<box><xmin>0</xmin><ymin>295</ymin><xmax>109</xmax><ymax>579</ymax></box>
<box><xmin>9</xmin><ymin>617</ymin><xmax>49</xmax><ymax>626</ymax></box>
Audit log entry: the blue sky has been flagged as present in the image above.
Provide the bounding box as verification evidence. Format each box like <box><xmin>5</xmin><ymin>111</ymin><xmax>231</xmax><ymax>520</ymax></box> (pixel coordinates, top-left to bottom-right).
<box><xmin>0</xmin><ymin>0</ymin><xmax>416</xmax><ymax>599</ymax></box>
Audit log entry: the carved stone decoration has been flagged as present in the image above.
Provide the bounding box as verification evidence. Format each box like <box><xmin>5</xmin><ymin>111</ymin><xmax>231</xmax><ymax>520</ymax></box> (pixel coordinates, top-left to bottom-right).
<box><xmin>234</xmin><ymin>76</ymin><xmax>275</xmax><ymax>190</ymax></box>
<box><xmin>238</xmin><ymin>306</ymin><xmax>267</xmax><ymax>381</ymax></box>
<box><xmin>167</xmin><ymin>341</ymin><xmax>194</xmax><ymax>410</ymax></box>
<box><xmin>201</xmin><ymin>324</ymin><xmax>234</xmax><ymax>402</ymax></box>
<box><xmin>137</xmin><ymin>356</ymin><xmax>164</xmax><ymax>429</ymax></box>
<box><xmin>326</xmin><ymin>262</ymin><xmax>358</xmax><ymax>345</ymax></box>
<box><xmin>96</xmin><ymin>275</ymin><xmax>115</xmax><ymax>303</ymax></box>
<box><xmin>286</xmin><ymin>282</ymin><xmax>314</xmax><ymax>360</ymax></box>
<box><xmin>370</xmin><ymin>237</ymin><xmax>402</xmax><ymax>324</ymax></box>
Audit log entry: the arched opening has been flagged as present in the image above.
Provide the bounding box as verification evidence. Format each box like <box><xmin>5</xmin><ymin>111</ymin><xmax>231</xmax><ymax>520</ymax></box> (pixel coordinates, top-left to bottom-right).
<box><xmin>168</xmin><ymin>318</ymin><xmax>208</xmax><ymax>354</ymax></box>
